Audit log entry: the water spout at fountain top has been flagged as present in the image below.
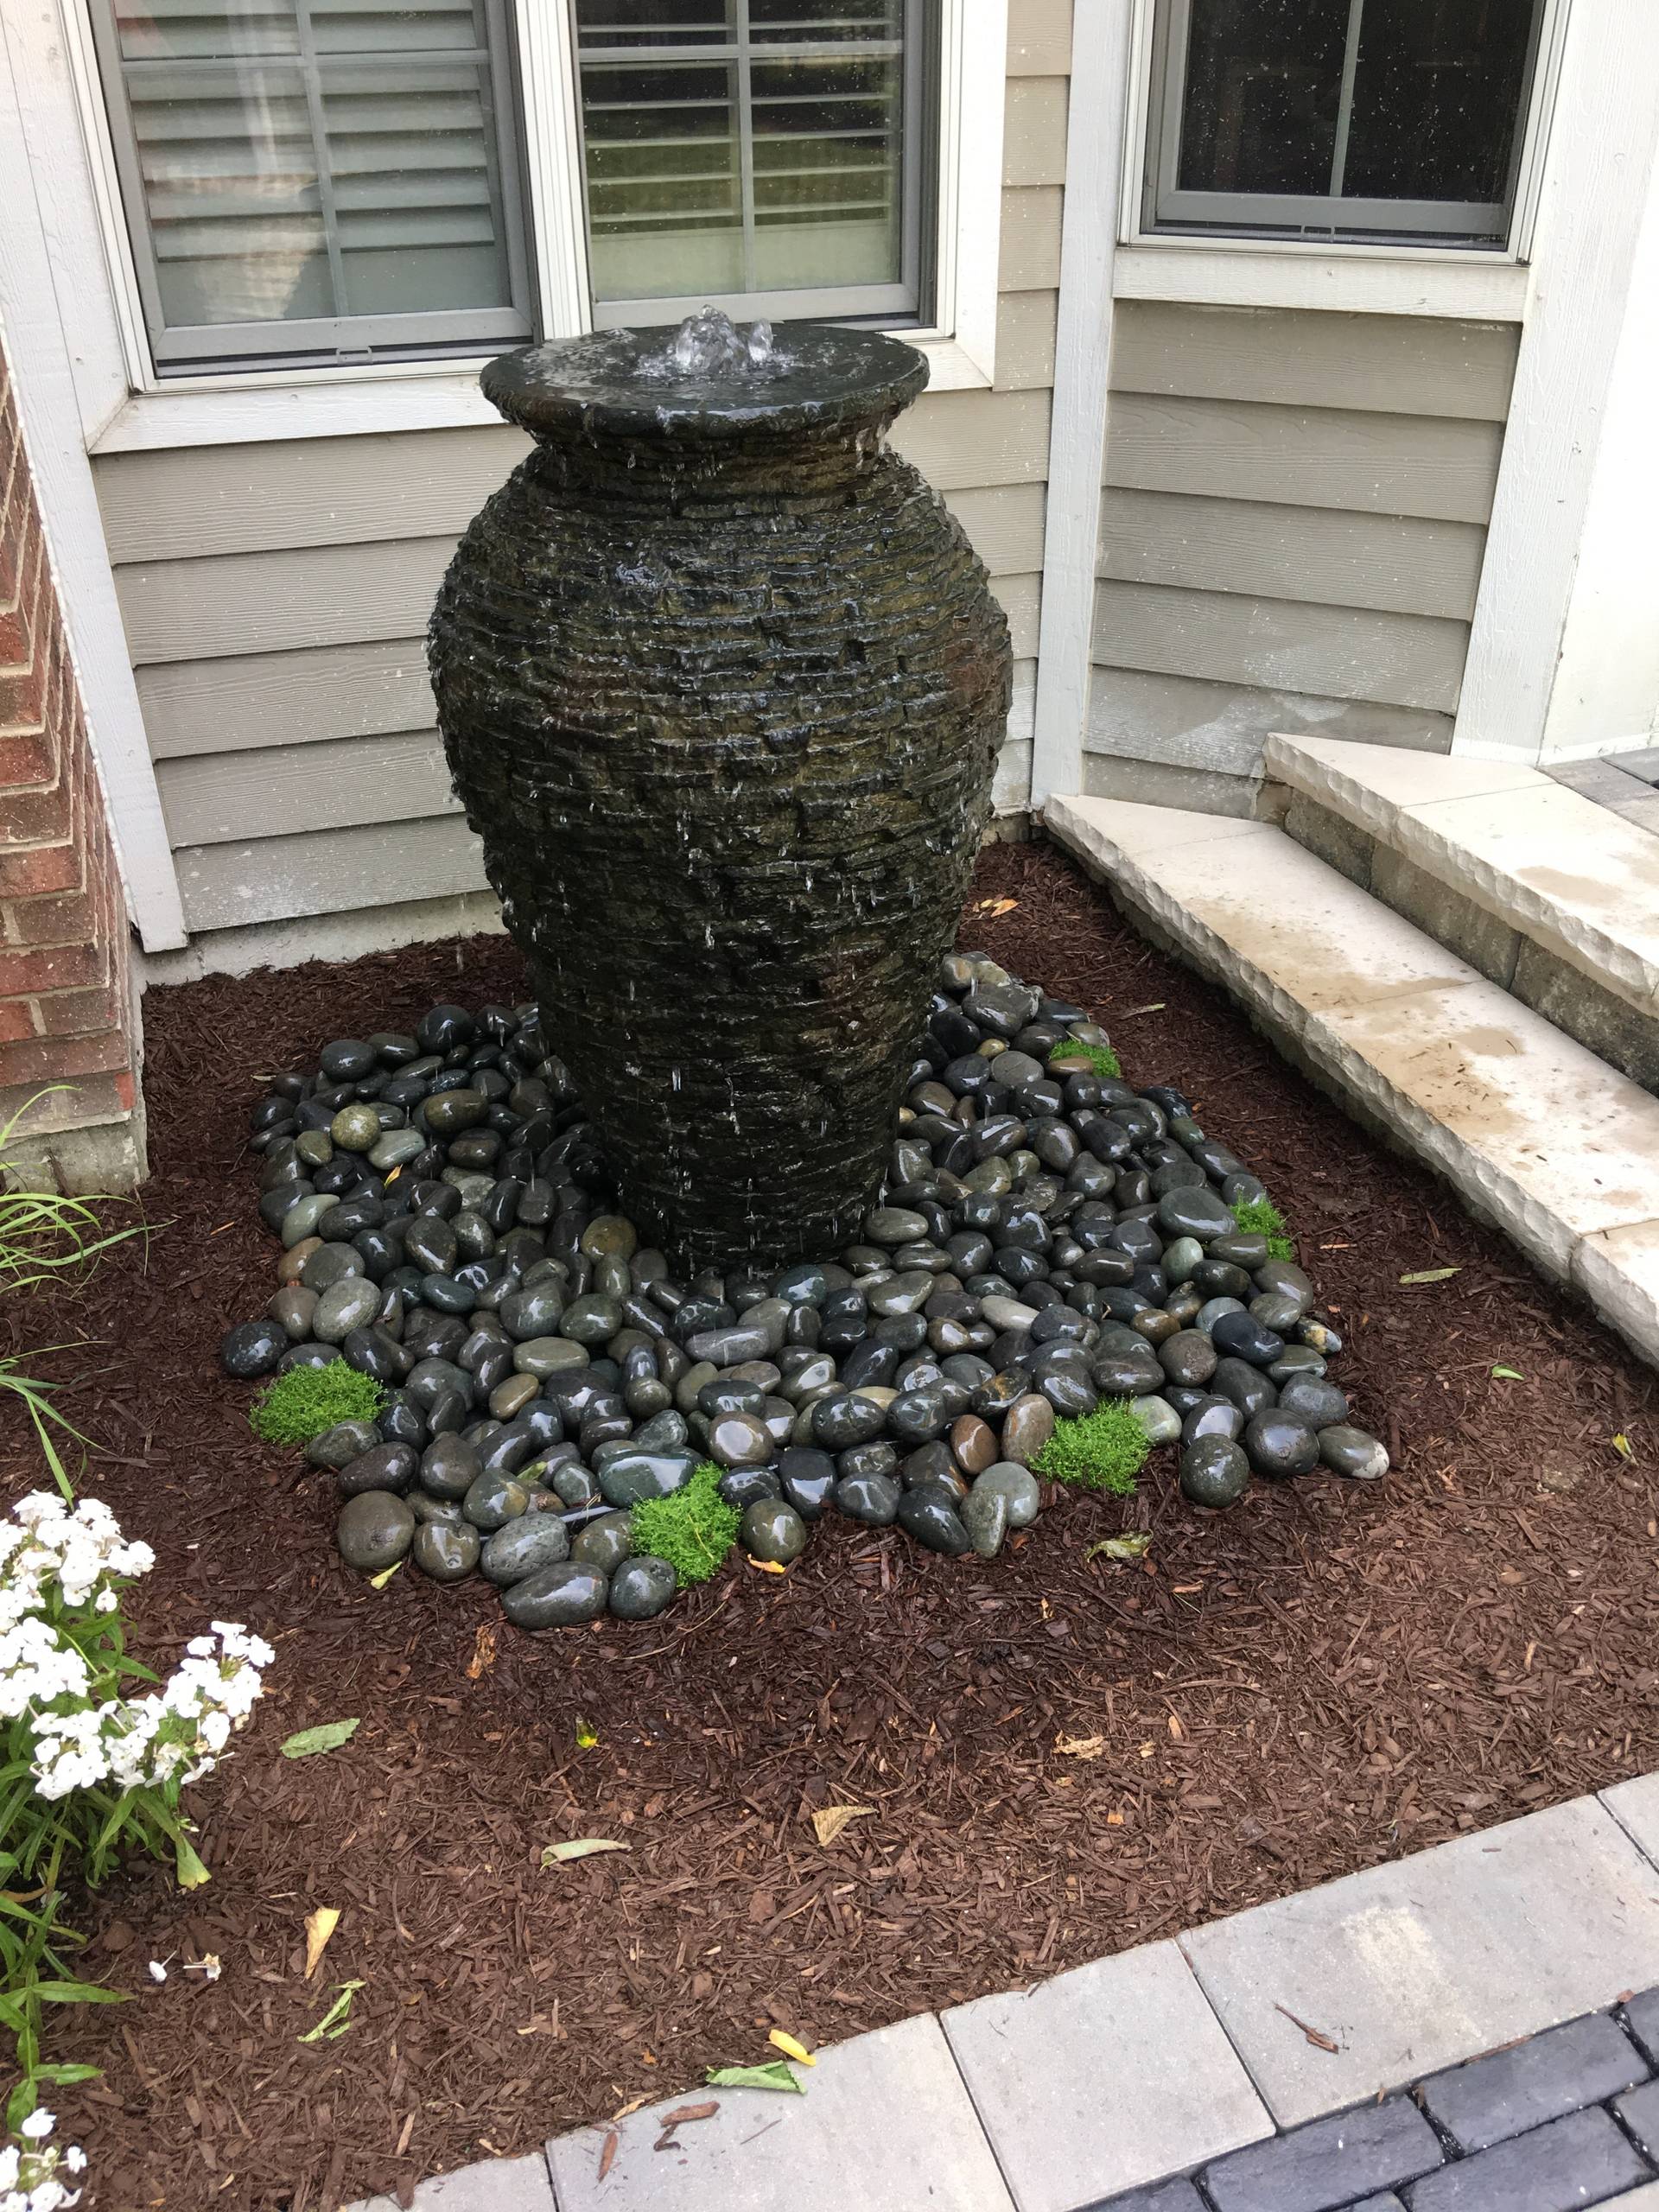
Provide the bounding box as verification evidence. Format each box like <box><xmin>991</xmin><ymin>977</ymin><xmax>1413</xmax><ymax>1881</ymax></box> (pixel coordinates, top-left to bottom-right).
<box><xmin>644</xmin><ymin>307</ymin><xmax>790</xmax><ymax>382</ymax></box>
<box><xmin>479</xmin><ymin>314</ymin><xmax>926</xmax><ymax>448</ymax></box>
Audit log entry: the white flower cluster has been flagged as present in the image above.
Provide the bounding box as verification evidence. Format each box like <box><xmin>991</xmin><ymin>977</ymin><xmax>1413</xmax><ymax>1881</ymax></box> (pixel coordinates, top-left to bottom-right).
<box><xmin>0</xmin><ymin>2110</ymin><xmax>86</xmax><ymax>2212</ymax></box>
<box><xmin>0</xmin><ymin>1493</ymin><xmax>154</xmax><ymax>1632</ymax></box>
<box><xmin>0</xmin><ymin>1492</ymin><xmax>271</xmax><ymax>1802</ymax></box>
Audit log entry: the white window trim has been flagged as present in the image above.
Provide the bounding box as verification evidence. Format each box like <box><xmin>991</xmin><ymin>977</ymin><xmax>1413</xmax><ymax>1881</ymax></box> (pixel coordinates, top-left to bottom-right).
<box><xmin>1112</xmin><ymin>0</ymin><xmax>1571</xmax><ymax>321</ymax></box>
<box><xmin>46</xmin><ymin>0</ymin><xmax>1006</xmax><ymax>455</ymax></box>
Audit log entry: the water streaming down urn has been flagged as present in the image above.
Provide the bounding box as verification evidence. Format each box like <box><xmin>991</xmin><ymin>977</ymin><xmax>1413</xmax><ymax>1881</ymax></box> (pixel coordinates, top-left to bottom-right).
<box><xmin>429</xmin><ymin>309</ymin><xmax>1012</xmax><ymax>1272</ymax></box>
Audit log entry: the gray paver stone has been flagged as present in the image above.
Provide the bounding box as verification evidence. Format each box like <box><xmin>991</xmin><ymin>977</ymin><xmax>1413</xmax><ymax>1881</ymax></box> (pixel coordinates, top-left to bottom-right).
<box><xmin>1081</xmin><ymin>2180</ymin><xmax>1206</xmax><ymax>2212</ymax></box>
<box><xmin>1199</xmin><ymin>2097</ymin><xmax>1441</xmax><ymax>2212</ymax></box>
<box><xmin>346</xmin><ymin>2152</ymin><xmax>555</xmax><ymax>2212</ymax></box>
<box><xmin>1617</xmin><ymin>2078</ymin><xmax>1659</xmax><ymax>2159</ymax></box>
<box><xmin>1627</xmin><ymin>1989</ymin><xmax>1659</xmax><ymax>2068</ymax></box>
<box><xmin>1418</xmin><ymin>2008</ymin><xmax>1648</xmax><ymax>2151</ymax></box>
<box><xmin>1182</xmin><ymin>1798</ymin><xmax>1659</xmax><ymax>2126</ymax></box>
<box><xmin>1402</xmin><ymin>2107</ymin><xmax>1652</xmax><ymax>2210</ymax></box>
<box><xmin>942</xmin><ymin>1937</ymin><xmax>1270</xmax><ymax>2209</ymax></box>
<box><xmin>543</xmin><ymin>2012</ymin><xmax>1014</xmax><ymax>2212</ymax></box>
<box><xmin>1348</xmin><ymin>2198</ymin><xmax>1408</xmax><ymax>2211</ymax></box>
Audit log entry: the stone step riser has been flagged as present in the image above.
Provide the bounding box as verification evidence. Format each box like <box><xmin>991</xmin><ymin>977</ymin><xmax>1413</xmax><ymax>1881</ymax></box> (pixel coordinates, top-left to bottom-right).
<box><xmin>1042</xmin><ymin>795</ymin><xmax>1659</xmax><ymax>1371</ymax></box>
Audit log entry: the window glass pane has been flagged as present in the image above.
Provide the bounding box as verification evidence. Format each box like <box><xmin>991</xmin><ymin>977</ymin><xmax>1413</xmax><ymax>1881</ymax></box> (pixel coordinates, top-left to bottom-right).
<box><xmin>1343</xmin><ymin>0</ymin><xmax>1535</xmax><ymax>203</ymax></box>
<box><xmin>575</xmin><ymin>0</ymin><xmax>915</xmax><ymax>312</ymax></box>
<box><xmin>1159</xmin><ymin>0</ymin><xmax>1546</xmax><ymax>241</ymax></box>
<box><xmin>101</xmin><ymin>0</ymin><xmax>524</xmax><ymax>346</ymax></box>
<box><xmin>1176</xmin><ymin>0</ymin><xmax>1351</xmax><ymax>197</ymax></box>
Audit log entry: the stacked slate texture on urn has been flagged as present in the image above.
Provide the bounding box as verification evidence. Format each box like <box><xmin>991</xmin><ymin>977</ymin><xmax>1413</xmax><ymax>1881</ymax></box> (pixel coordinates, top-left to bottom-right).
<box><xmin>221</xmin><ymin>955</ymin><xmax>1389</xmax><ymax>1631</ymax></box>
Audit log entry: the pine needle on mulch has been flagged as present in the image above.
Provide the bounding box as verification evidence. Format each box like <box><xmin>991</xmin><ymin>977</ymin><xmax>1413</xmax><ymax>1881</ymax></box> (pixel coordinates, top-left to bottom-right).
<box><xmin>3</xmin><ymin>838</ymin><xmax>1655</xmax><ymax>2212</ymax></box>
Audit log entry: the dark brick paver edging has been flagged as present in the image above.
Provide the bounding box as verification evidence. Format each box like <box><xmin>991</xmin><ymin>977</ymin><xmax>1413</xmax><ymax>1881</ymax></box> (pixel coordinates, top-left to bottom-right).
<box><xmin>1093</xmin><ymin>1989</ymin><xmax>1659</xmax><ymax>2212</ymax></box>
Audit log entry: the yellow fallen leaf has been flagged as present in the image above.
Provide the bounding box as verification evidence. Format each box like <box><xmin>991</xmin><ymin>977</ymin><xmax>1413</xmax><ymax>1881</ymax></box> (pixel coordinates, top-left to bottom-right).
<box><xmin>465</xmin><ymin>1624</ymin><xmax>497</xmax><ymax>1681</ymax></box>
<box><xmin>1054</xmin><ymin>1732</ymin><xmax>1105</xmax><ymax>1759</ymax></box>
<box><xmin>303</xmin><ymin>1906</ymin><xmax>340</xmax><ymax>1980</ymax></box>
<box><xmin>575</xmin><ymin>1717</ymin><xmax>599</xmax><ymax>1749</ymax></box>
<box><xmin>810</xmin><ymin>1804</ymin><xmax>874</xmax><ymax>1847</ymax></box>
<box><xmin>1613</xmin><ymin>1433</ymin><xmax>1635</xmax><ymax>1461</ymax></box>
<box><xmin>368</xmin><ymin>1560</ymin><xmax>401</xmax><ymax>1591</ymax></box>
<box><xmin>768</xmin><ymin>2029</ymin><xmax>817</xmax><ymax>2067</ymax></box>
<box><xmin>746</xmin><ymin>1555</ymin><xmax>788</xmax><ymax>1574</ymax></box>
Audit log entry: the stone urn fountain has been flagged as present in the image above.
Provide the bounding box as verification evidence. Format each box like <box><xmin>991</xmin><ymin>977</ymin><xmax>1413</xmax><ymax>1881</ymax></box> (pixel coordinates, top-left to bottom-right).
<box><xmin>429</xmin><ymin>310</ymin><xmax>1012</xmax><ymax>1272</ymax></box>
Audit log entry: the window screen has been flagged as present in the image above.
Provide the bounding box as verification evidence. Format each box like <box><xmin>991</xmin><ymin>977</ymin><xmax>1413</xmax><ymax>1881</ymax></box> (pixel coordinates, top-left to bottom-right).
<box><xmin>1145</xmin><ymin>0</ymin><xmax>1548</xmax><ymax>247</ymax></box>
<box><xmin>89</xmin><ymin>0</ymin><xmax>534</xmax><ymax>372</ymax></box>
<box><xmin>572</xmin><ymin>1</ymin><xmax>932</xmax><ymax>326</ymax></box>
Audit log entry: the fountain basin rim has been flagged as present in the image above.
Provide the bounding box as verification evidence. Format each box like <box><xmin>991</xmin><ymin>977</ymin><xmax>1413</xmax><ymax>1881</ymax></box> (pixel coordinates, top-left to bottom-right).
<box><xmin>480</xmin><ymin>323</ymin><xmax>930</xmax><ymax>444</ymax></box>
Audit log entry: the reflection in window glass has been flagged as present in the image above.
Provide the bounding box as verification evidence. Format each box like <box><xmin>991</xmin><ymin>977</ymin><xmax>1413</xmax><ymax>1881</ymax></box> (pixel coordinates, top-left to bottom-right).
<box><xmin>574</xmin><ymin>0</ymin><xmax>918</xmax><ymax>316</ymax></box>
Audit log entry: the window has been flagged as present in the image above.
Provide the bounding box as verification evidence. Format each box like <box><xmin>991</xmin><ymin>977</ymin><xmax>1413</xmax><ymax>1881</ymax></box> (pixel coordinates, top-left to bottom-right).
<box><xmin>87</xmin><ymin>0</ymin><xmax>535</xmax><ymax>371</ymax></box>
<box><xmin>1143</xmin><ymin>0</ymin><xmax>1550</xmax><ymax>248</ymax></box>
<box><xmin>573</xmin><ymin>2</ymin><xmax>934</xmax><ymax>327</ymax></box>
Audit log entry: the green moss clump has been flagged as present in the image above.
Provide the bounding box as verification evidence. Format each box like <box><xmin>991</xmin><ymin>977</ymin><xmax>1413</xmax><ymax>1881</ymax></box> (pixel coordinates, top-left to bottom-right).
<box><xmin>250</xmin><ymin>1357</ymin><xmax>385</xmax><ymax>1445</ymax></box>
<box><xmin>1032</xmin><ymin>1402</ymin><xmax>1149</xmax><ymax>1495</ymax></box>
<box><xmin>1230</xmin><ymin>1193</ymin><xmax>1294</xmax><ymax>1262</ymax></box>
<box><xmin>1049</xmin><ymin>1039</ymin><xmax>1122</xmax><ymax>1081</ymax></box>
<box><xmin>631</xmin><ymin>1461</ymin><xmax>741</xmax><ymax>1589</ymax></box>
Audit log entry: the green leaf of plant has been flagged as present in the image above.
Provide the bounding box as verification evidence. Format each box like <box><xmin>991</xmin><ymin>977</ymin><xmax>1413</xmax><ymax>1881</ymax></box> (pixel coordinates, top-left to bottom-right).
<box><xmin>540</xmin><ymin>1839</ymin><xmax>630</xmax><ymax>1867</ymax></box>
<box><xmin>704</xmin><ymin>2061</ymin><xmax>804</xmax><ymax>2094</ymax></box>
<box><xmin>281</xmin><ymin>1719</ymin><xmax>360</xmax><ymax>1760</ymax></box>
<box><xmin>30</xmin><ymin>1980</ymin><xmax>129</xmax><ymax>2005</ymax></box>
<box><xmin>1491</xmin><ymin>1364</ymin><xmax>1524</xmax><ymax>1381</ymax></box>
<box><xmin>1399</xmin><ymin>1267</ymin><xmax>1461</xmax><ymax>1285</ymax></box>
<box><xmin>175</xmin><ymin>1834</ymin><xmax>212</xmax><ymax>1889</ymax></box>
<box><xmin>1085</xmin><ymin>1533</ymin><xmax>1153</xmax><ymax>1562</ymax></box>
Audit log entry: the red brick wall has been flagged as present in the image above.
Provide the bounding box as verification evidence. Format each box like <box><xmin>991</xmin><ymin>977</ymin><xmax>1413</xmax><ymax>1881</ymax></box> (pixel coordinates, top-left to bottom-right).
<box><xmin>0</xmin><ymin>330</ymin><xmax>139</xmax><ymax>1153</ymax></box>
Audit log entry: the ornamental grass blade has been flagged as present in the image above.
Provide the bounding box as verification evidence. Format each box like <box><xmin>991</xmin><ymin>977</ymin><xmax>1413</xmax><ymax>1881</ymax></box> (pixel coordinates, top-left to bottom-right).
<box><xmin>540</xmin><ymin>1838</ymin><xmax>630</xmax><ymax>1867</ymax></box>
<box><xmin>298</xmin><ymin>1980</ymin><xmax>363</xmax><ymax>2044</ymax></box>
<box><xmin>809</xmin><ymin>1804</ymin><xmax>873</xmax><ymax>1847</ymax></box>
<box><xmin>280</xmin><ymin>1719</ymin><xmax>360</xmax><ymax>1759</ymax></box>
<box><xmin>1399</xmin><ymin>1267</ymin><xmax>1460</xmax><ymax>1285</ymax></box>
<box><xmin>704</xmin><ymin>2061</ymin><xmax>803</xmax><ymax>2094</ymax></box>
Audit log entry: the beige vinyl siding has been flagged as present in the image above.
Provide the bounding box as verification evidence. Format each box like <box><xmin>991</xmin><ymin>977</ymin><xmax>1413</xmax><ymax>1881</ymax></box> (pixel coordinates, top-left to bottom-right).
<box><xmin>96</xmin><ymin>16</ymin><xmax>1070</xmax><ymax>938</ymax></box>
<box><xmin>1088</xmin><ymin>301</ymin><xmax>1521</xmax><ymax>793</ymax></box>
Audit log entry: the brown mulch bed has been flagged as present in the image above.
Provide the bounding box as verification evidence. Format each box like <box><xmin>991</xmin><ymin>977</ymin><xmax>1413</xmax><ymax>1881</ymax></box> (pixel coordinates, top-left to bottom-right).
<box><xmin>4</xmin><ymin>837</ymin><xmax>1657</xmax><ymax>2212</ymax></box>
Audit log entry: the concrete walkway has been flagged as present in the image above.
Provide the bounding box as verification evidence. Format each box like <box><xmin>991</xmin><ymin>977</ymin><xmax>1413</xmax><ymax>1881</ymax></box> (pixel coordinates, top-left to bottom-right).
<box><xmin>356</xmin><ymin>1773</ymin><xmax>1659</xmax><ymax>2212</ymax></box>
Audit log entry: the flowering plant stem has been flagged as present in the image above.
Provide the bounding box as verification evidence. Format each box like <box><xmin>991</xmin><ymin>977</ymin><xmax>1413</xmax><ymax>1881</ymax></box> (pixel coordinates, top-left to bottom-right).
<box><xmin>0</xmin><ymin>1491</ymin><xmax>270</xmax><ymax>2133</ymax></box>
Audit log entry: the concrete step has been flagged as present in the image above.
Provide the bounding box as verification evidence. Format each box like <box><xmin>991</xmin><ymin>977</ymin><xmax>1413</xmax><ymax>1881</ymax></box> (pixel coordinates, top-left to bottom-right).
<box><xmin>1043</xmin><ymin>792</ymin><xmax>1659</xmax><ymax>1369</ymax></box>
<box><xmin>1262</xmin><ymin>733</ymin><xmax>1659</xmax><ymax>1092</ymax></box>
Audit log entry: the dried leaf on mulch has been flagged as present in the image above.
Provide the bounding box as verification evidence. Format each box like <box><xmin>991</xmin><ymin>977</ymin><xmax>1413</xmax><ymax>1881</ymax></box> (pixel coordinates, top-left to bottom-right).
<box><xmin>541</xmin><ymin>1840</ymin><xmax>630</xmax><ymax>1867</ymax></box>
<box><xmin>809</xmin><ymin>1806</ymin><xmax>873</xmax><ymax>1847</ymax></box>
<box><xmin>303</xmin><ymin>1905</ymin><xmax>340</xmax><ymax>1978</ymax></box>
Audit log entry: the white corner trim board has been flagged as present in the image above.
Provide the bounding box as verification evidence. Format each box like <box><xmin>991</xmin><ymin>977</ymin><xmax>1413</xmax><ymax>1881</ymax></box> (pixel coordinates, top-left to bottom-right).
<box><xmin>1044</xmin><ymin>794</ymin><xmax>1659</xmax><ymax>1370</ymax></box>
<box><xmin>1031</xmin><ymin>0</ymin><xmax>1131</xmax><ymax>810</ymax></box>
<box><xmin>0</xmin><ymin>11</ymin><xmax>186</xmax><ymax>952</ymax></box>
<box><xmin>1453</xmin><ymin>0</ymin><xmax>1659</xmax><ymax>764</ymax></box>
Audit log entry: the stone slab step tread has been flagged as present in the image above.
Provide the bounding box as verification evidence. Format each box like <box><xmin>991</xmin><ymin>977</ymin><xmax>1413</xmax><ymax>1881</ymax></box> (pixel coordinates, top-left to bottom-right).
<box><xmin>1263</xmin><ymin>731</ymin><xmax>1659</xmax><ymax>1015</ymax></box>
<box><xmin>1043</xmin><ymin>793</ymin><xmax>1659</xmax><ymax>1370</ymax></box>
